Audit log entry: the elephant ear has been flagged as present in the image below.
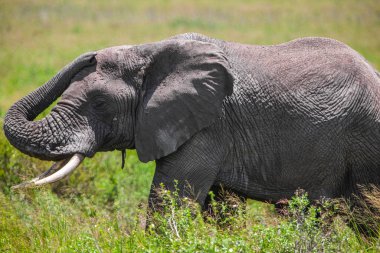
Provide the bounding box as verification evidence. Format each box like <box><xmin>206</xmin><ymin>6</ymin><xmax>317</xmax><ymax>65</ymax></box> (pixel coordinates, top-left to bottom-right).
<box><xmin>135</xmin><ymin>39</ymin><xmax>234</xmax><ymax>162</ymax></box>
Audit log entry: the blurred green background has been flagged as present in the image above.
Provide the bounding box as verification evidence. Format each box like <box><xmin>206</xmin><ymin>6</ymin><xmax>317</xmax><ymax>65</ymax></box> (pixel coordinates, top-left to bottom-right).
<box><xmin>0</xmin><ymin>0</ymin><xmax>379</xmax><ymax>252</ymax></box>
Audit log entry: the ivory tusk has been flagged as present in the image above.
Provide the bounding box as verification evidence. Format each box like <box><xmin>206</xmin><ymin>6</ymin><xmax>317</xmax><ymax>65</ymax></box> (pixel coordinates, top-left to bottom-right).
<box><xmin>34</xmin><ymin>159</ymin><xmax>68</xmax><ymax>181</ymax></box>
<box><xmin>34</xmin><ymin>154</ymin><xmax>84</xmax><ymax>185</ymax></box>
<box><xmin>12</xmin><ymin>159</ymin><xmax>68</xmax><ymax>189</ymax></box>
<box><xmin>11</xmin><ymin>154</ymin><xmax>84</xmax><ymax>189</ymax></box>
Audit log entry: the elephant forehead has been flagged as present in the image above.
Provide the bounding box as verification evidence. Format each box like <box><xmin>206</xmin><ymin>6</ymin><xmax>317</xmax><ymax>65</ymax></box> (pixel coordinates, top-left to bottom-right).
<box><xmin>96</xmin><ymin>45</ymin><xmax>133</xmax><ymax>65</ymax></box>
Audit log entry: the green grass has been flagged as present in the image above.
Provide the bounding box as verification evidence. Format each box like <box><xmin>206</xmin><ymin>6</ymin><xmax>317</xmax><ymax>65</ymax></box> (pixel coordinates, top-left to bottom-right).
<box><xmin>0</xmin><ymin>0</ymin><xmax>380</xmax><ymax>252</ymax></box>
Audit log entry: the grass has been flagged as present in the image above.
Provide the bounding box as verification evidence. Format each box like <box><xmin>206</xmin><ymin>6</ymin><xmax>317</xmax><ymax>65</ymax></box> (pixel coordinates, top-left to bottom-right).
<box><xmin>0</xmin><ymin>0</ymin><xmax>380</xmax><ymax>252</ymax></box>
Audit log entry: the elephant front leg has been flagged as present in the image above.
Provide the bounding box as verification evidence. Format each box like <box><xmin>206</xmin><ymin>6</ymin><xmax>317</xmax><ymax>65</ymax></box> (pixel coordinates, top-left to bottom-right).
<box><xmin>145</xmin><ymin>166</ymin><xmax>217</xmax><ymax>229</ymax></box>
<box><xmin>147</xmin><ymin>152</ymin><xmax>221</xmax><ymax>216</ymax></box>
<box><xmin>145</xmin><ymin>127</ymin><xmax>228</xmax><ymax>224</ymax></box>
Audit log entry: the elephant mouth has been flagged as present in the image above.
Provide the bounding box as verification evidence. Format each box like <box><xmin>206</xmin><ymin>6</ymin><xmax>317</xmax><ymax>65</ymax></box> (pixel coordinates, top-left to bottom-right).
<box><xmin>11</xmin><ymin>153</ymin><xmax>85</xmax><ymax>189</ymax></box>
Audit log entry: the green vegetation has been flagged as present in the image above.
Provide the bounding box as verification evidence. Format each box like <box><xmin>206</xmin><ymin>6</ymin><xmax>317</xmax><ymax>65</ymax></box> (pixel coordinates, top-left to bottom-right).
<box><xmin>0</xmin><ymin>0</ymin><xmax>379</xmax><ymax>252</ymax></box>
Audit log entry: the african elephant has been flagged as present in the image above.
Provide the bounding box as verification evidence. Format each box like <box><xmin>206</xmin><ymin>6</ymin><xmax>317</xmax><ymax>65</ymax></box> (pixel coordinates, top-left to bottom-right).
<box><xmin>4</xmin><ymin>33</ymin><xmax>380</xmax><ymax>209</ymax></box>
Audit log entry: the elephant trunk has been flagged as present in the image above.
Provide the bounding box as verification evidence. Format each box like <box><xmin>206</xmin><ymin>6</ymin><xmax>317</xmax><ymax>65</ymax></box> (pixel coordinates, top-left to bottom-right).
<box><xmin>3</xmin><ymin>52</ymin><xmax>97</xmax><ymax>160</ymax></box>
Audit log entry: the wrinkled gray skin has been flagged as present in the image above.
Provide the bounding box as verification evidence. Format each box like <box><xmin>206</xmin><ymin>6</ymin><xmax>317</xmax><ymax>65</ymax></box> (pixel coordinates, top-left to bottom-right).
<box><xmin>4</xmin><ymin>33</ymin><xmax>380</xmax><ymax>208</ymax></box>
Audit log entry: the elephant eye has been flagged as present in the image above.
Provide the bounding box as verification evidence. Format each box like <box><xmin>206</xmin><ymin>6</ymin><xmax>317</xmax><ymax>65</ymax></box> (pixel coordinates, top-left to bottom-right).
<box><xmin>93</xmin><ymin>99</ymin><xmax>107</xmax><ymax>111</ymax></box>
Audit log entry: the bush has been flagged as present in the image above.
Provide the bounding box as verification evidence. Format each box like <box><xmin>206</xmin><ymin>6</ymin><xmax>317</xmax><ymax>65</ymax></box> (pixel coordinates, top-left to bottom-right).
<box><xmin>338</xmin><ymin>185</ymin><xmax>380</xmax><ymax>239</ymax></box>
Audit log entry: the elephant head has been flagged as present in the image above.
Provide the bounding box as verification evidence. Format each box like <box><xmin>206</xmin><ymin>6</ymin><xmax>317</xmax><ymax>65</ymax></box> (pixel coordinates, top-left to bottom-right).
<box><xmin>4</xmin><ymin>39</ymin><xmax>234</xmax><ymax>187</ymax></box>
